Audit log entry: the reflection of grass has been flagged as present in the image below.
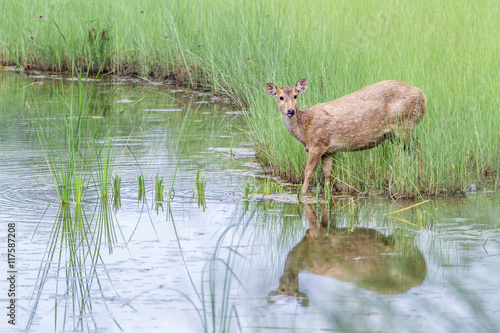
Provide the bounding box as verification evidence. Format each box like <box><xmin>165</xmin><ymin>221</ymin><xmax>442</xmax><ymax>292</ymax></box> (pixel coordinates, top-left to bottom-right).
<box><xmin>188</xmin><ymin>212</ymin><xmax>253</xmax><ymax>332</ymax></box>
<box><xmin>28</xmin><ymin>201</ymin><xmax>121</xmax><ymax>331</ymax></box>
<box><xmin>386</xmin><ymin>199</ymin><xmax>436</xmax><ymax>229</ymax></box>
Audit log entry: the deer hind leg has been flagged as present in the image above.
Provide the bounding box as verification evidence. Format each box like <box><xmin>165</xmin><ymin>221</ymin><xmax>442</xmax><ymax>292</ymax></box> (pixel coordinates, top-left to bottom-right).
<box><xmin>302</xmin><ymin>150</ymin><xmax>323</xmax><ymax>194</ymax></box>
<box><xmin>321</xmin><ymin>155</ymin><xmax>333</xmax><ymax>186</ymax></box>
<box><xmin>321</xmin><ymin>154</ymin><xmax>341</xmax><ymax>192</ymax></box>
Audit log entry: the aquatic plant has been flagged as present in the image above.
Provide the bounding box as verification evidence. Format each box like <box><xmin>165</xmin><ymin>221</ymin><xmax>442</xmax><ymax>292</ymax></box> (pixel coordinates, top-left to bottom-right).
<box><xmin>242</xmin><ymin>181</ymin><xmax>251</xmax><ymax>199</ymax></box>
<box><xmin>297</xmin><ymin>184</ymin><xmax>302</xmax><ymax>204</ymax></box>
<box><xmin>91</xmin><ymin>138</ymin><xmax>116</xmax><ymax>199</ymax></box>
<box><xmin>194</xmin><ymin>170</ymin><xmax>207</xmax><ymax>210</ymax></box>
<box><xmin>6</xmin><ymin>26</ymin><xmax>120</xmax><ymax>204</ymax></box>
<box><xmin>113</xmin><ymin>174</ymin><xmax>121</xmax><ymax>197</ymax></box>
<box><xmin>155</xmin><ymin>172</ymin><xmax>164</xmax><ymax>202</ymax></box>
<box><xmin>259</xmin><ymin>177</ymin><xmax>283</xmax><ymax>195</ymax></box>
<box><xmin>138</xmin><ymin>174</ymin><xmax>145</xmax><ymax>201</ymax></box>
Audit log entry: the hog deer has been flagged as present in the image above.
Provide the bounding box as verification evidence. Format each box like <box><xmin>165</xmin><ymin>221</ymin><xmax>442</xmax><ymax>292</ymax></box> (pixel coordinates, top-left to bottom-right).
<box><xmin>266</xmin><ymin>79</ymin><xmax>426</xmax><ymax>194</ymax></box>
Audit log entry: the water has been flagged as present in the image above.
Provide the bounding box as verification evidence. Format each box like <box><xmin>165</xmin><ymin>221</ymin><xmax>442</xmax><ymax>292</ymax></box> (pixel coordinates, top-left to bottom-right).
<box><xmin>0</xmin><ymin>70</ymin><xmax>499</xmax><ymax>332</ymax></box>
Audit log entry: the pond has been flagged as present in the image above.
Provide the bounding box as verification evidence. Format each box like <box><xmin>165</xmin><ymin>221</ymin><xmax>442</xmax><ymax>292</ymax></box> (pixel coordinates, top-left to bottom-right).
<box><xmin>0</xmin><ymin>69</ymin><xmax>499</xmax><ymax>332</ymax></box>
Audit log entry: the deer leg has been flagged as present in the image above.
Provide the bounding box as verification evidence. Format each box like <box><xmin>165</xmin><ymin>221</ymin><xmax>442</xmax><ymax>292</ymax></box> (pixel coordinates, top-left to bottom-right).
<box><xmin>322</xmin><ymin>154</ymin><xmax>342</xmax><ymax>191</ymax></box>
<box><xmin>321</xmin><ymin>155</ymin><xmax>333</xmax><ymax>186</ymax></box>
<box><xmin>302</xmin><ymin>151</ymin><xmax>322</xmax><ymax>194</ymax></box>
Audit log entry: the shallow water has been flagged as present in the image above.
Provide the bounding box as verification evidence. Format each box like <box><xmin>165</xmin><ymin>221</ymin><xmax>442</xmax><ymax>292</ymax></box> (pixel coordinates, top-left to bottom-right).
<box><xmin>0</xmin><ymin>70</ymin><xmax>499</xmax><ymax>332</ymax></box>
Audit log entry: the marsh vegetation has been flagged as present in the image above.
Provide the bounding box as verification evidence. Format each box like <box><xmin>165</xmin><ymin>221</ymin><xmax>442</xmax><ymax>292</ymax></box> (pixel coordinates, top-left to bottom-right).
<box><xmin>2</xmin><ymin>0</ymin><xmax>499</xmax><ymax>195</ymax></box>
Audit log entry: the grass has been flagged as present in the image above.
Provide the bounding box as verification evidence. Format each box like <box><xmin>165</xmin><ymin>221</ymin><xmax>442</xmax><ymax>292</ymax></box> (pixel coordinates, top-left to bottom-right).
<box><xmin>259</xmin><ymin>177</ymin><xmax>283</xmax><ymax>195</ymax></box>
<box><xmin>6</xmin><ymin>23</ymin><xmax>122</xmax><ymax>204</ymax></box>
<box><xmin>113</xmin><ymin>174</ymin><xmax>121</xmax><ymax>197</ymax></box>
<box><xmin>2</xmin><ymin>0</ymin><xmax>499</xmax><ymax>196</ymax></box>
<box><xmin>30</xmin><ymin>64</ymin><xmax>116</xmax><ymax>204</ymax></box>
<box><xmin>137</xmin><ymin>174</ymin><xmax>145</xmax><ymax>201</ymax></box>
<box><xmin>155</xmin><ymin>172</ymin><xmax>164</xmax><ymax>202</ymax></box>
<box><xmin>241</xmin><ymin>182</ymin><xmax>252</xmax><ymax>199</ymax></box>
<box><xmin>194</xmin><ymin>169</ymin><xmax>207</xmax><ymax>210</ymax></box>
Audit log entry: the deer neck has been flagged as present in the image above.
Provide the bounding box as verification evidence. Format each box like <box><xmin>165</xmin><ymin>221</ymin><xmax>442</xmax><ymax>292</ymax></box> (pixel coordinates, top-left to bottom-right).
<box><xmin>283</xmin><ymin>110</ymin><xmax>306</xmax><ymax>147</ymax></box>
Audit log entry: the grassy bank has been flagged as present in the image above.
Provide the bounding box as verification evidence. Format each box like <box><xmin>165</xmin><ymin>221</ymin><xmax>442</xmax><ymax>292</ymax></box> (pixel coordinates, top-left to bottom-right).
<box><xmin>2</xmin><ymin>0</ymin><xmax>499</xmax><ymax>196</ymax></box>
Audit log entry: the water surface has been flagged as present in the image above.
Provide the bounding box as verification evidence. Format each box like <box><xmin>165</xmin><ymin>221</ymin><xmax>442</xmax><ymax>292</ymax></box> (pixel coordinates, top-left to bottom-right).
<box><xmin>0</xmin><ymin>70</ymin><xmax>499</xmax><ymax>332</ymax></box>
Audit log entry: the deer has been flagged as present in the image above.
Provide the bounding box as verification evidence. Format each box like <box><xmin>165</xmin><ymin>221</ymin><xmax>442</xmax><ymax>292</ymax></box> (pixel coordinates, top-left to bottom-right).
<box><xmin>266</xmin><ymin>79</ymin><xmax>426</xmax><ymax>194</ymax></box>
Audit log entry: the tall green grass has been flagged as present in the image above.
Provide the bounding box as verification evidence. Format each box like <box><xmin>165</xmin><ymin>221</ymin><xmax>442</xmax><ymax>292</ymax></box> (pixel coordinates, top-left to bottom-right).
<box><xmin>2</xmin><ymin>0</ymin><xmax>499</xmax><ymax>196</ymax></box>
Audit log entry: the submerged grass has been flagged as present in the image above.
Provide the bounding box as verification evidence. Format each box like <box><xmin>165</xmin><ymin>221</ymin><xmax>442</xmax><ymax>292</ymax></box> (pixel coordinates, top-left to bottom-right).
<box><xmin>2</xmin><ymin>0</ymin><xmax>500</xmax><ymax>196</ymax></box>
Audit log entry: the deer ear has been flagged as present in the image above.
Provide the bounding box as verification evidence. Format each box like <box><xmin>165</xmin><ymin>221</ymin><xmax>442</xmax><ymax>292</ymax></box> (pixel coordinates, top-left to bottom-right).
<box><xmin>266</xmin><ymin>83</ymin><xmax>277</xmax><ymax>97</ymax></box>
<box><xmin>296</xmin><ymin>78</ymin><xmax>308</xmax><ymax>94</ymax></box>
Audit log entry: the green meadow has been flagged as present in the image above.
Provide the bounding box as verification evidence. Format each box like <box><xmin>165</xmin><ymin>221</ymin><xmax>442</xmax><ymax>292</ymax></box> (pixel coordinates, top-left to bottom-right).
<box><xmin>2</xmin><ymin>0</ymin><xmax>499</xmax><ymax>196</ymax></box>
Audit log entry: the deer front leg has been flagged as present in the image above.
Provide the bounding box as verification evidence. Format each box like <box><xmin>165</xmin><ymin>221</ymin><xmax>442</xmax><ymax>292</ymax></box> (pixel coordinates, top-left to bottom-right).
<box><xmin>302</xmin><ymin>151</ymin><xmax>323</xmax><ymax>195</ymax></box>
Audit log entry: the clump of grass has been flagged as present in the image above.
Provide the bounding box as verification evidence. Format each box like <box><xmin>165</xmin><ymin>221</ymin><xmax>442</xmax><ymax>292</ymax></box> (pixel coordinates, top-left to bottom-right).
<box><xmin>259</xmin><ymin>177</ymin><xmax>283</xmax><ymax>195</ymax></box>
<box><xmin>6</xmin><ymin>23</ymin><xmax>123</xmax><ymax>205</ymax></box>
<box><xmin>138</xmin><ymin>174</ymin><xmax>145</xmax><ymax>201</ymax></box>
<box><xmin>113</xmin><ymin>174</ymin><xmax>121</xmax><ymax>197</ymax></box>
<box><xmin>194</xmin><ymin>170</ymin><xmax>207</xmax><ymax>211</ymax></box>
<box><xmin>113</xmin><ymin>174</ymin><xmax>121</xmax><ymax>211</ymax></box>
<box><xmin>242</xmin><ymin>181</ymin><xmax>252</xmax><ymax>199</ymax></box>
<box><xmin>155</xmin><ymin>172</ymin><xmax>164</xmax><ymax>202</ymax></box>
<box><xmin>92</xmin><ymin>138</ymin><xmax>116</xmax><ymax>200</ymax></box>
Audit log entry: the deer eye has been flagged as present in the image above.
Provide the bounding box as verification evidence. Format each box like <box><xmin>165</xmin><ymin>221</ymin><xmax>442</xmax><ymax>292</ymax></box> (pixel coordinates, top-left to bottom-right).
<box><xmin>279</xmin><ymin>96</ymin><xmax>284</xmax><ymax>101</ymax></box>
<box><xmin>294</xmin><ymin>95</ymin><xmax>297</xmax><ymax>99</ymax></box>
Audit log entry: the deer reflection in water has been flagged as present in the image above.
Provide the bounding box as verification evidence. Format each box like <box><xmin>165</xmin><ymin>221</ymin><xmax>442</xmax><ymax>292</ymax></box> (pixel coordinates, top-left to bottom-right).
<box><xmin>272</xmin><ymin>204</ymin><xmax>426</xmax><ymax>305</ymax></box>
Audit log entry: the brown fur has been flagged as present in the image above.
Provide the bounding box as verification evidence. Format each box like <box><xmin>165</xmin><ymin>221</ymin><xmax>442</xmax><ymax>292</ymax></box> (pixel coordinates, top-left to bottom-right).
<box><xmin>266</xmin><ymin>79</ymin><xmax>426</xmax><ymax>194</ymax></box>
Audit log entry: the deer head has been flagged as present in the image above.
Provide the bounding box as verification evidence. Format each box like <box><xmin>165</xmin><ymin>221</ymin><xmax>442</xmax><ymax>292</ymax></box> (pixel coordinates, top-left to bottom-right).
<box><xmin>266</xmin><ymin>78</ymin><xmax>308</xmax><ymax>118</ymax></box>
